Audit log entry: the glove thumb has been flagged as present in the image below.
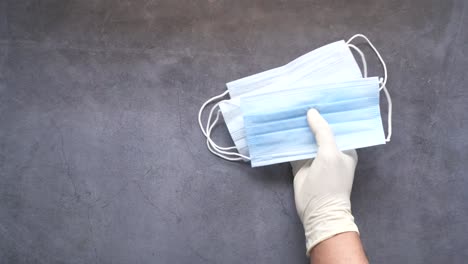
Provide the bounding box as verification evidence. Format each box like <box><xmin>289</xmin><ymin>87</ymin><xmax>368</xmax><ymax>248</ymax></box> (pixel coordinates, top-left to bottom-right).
<box><xmin>307</xmin><ymin>109</ymin><xmax>339</xmax><ymax>155</ymax></box>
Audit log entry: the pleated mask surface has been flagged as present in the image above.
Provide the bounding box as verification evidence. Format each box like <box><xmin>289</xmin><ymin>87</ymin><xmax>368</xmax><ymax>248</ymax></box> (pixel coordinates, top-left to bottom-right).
<box><xmin>241</xmin><ymin>77</ymin><xmax>385</xmax><ymax>167</ymax></box>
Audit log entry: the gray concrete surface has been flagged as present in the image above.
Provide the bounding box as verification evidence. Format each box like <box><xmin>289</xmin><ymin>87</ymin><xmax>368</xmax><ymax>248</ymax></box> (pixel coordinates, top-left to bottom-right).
<box><xmin>1</xmin><ymin>0</ymin><xmax>467</xmax><ymax>263</ymax></box>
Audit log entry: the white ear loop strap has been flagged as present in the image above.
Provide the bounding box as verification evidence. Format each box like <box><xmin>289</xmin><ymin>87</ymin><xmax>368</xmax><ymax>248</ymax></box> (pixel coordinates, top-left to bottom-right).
<box><xmin>347</xmin><ymin>34</ymin><xmax>392</xmax><ymax>142</ymax></box>
<box><xmin>198</xmin><ymin>90</ymin><xmax>229</xmax><ymax>137</ymax></box>
<box><xmin>346</xmin><ymin>34</ymin><xmax>388</xmax><ymax>90</ymax></box>
<box><xmin>205</xmin><ymin>101</ymin><xmax>237</xmax><ymax>151</ymax></box>
<box><xmin>198</xmin><ymin>92</ymin><xmax>251</xmax><ymax>160</ymax></box>
<box><xmin>381</xmin><ymin>83</ymin><xmax>392</xmax><ymax>141</ymax></box>
<box><xmin>206</xmin><ymin>108</ymin><xmax>250</xmax><ymax>161</ymax></box>
<box><xmin>347</xmin><ymin>44</ymin><xmax>367</xmax><ymax>78</ymax></box>
<box><xmin>206</xmin><ymin>103</ymin><xmax>250</xmax><ymax>160</ymax></box>
<box><xmin>205</xmin><ymin>101</ymin><xmax>250</xmax><ymax>158</ymax></box>
<box><xmin>205</xmin><ymin>109</ymin><xmax>242</xmax><ymax>161</ymax></box>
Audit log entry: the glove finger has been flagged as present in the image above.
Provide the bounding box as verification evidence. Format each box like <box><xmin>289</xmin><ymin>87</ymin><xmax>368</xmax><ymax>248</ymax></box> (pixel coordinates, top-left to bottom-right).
<box><xmin>307</xmin><ymin>109</ymin><xmax>339</xmax><ymax>155</ymax></box>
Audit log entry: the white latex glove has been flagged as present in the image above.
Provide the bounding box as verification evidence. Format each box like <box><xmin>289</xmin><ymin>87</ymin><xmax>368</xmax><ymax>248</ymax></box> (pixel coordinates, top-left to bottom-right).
<box><xmin>292</xmin><ymin>109</ymin><xmax>359</xmax><ymax>255</ymax></box>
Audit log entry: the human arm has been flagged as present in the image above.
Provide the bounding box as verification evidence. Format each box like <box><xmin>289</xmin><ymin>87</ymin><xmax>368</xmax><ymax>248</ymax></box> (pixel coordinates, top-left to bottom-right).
<box><xmin>310</xmin><ymin>232</ymin><xmax>367</xmax><ymax>264</ymax></box>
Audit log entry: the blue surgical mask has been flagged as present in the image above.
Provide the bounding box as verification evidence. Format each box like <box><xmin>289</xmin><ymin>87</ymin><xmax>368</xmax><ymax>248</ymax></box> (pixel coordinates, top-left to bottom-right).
<box><xmin>199</xmin><ymin>40</ymin><xmax>363</xmax><ymax>160</ymax></box>
<box><xmin>218</xmin><ymin>40</ymin><xmax>363</xmax><ymax>158</ymax></box>
<box><xmin>241</xmin><ymin>77</ymin><xmax>386</xmax><ymax>167</ymax></box>
<box><xmin>198</xmin><ymin>34</ymin><xmax>392</xmax><ymax>166</ymax></box>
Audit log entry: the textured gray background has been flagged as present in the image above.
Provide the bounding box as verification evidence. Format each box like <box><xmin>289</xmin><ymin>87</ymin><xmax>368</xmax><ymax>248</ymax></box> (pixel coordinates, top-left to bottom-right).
<box><xmin>1</xmin><ymin>0</ymin><xmax>467</xmax><ymax>263</ymax></box>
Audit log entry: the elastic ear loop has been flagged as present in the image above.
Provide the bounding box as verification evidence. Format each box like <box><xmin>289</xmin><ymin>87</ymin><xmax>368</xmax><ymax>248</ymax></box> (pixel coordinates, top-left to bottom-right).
<box><xmin>205</xmin><ymin>102</ymin><xmax>251</xmax><ymax>160</ymax></box>
<box><xmin>206</xmin><ymin>109</ymin><xmax>242</xmax><ymax>161</ymax></box>
<box><xmin>347</xmin><ymin>34</ymin><xmax>392</xmax><ymax>142</ymax></box>
<box><xmin>198</xmin><ymin>91</ymin><xmax>251</xmax><ymax>160</ymax></box>
<box><xmin>205</xmin><ymin>101</ymin><xmax>237</xmax><ymax>151</ymax></box>
<box><xmin>198</xmin><ymin>90</ymin><xmax>229</xmax><ymax>137</ymax></box>
<box><xmin>347</xmin><ymin>44</ymin><xmax>367</xmax><ymax>78</ymax></box>
<box><xmin>206</xmin><ymin>107</ymin><xmax>250</xmax><ymax>161</ymax></box>
<box><xmin>346</xmin><ymin>34</ymin><xmax>387</xmax><ymax>90</ymax></box>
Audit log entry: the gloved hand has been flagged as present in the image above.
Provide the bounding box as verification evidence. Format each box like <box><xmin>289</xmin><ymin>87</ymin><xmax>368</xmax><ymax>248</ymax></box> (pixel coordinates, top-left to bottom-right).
<box><xmin>292</xmin><ymin>109</ymin><xmax>359</xmax><ymax>255</ymax></box>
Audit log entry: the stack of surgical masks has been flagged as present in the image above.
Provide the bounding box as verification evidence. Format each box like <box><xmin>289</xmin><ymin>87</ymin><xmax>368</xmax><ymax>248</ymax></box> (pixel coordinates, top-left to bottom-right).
<box><xmin>198</xmin><ymin>34</ymin><xmax>392</xmax><ymax>167</ymax></box>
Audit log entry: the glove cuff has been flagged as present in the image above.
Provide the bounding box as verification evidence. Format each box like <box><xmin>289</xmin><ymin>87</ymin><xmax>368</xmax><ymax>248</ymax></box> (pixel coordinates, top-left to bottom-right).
<box><xmin>305</xmin><ymin>219</ymin><xmax>359</xmax><ymax>256</ymax></box>
<box><xmin>302</xmin><ymin>197</ymin><xmax>358</xmax><ymax>256</ymax></box>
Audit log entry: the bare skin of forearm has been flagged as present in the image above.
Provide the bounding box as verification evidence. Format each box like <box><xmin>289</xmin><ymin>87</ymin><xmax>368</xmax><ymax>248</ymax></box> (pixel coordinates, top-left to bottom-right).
<box><xmin>309</xmin><ymin>232</ymin><xmax>369</xmax><ymax>264</ymax></box>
